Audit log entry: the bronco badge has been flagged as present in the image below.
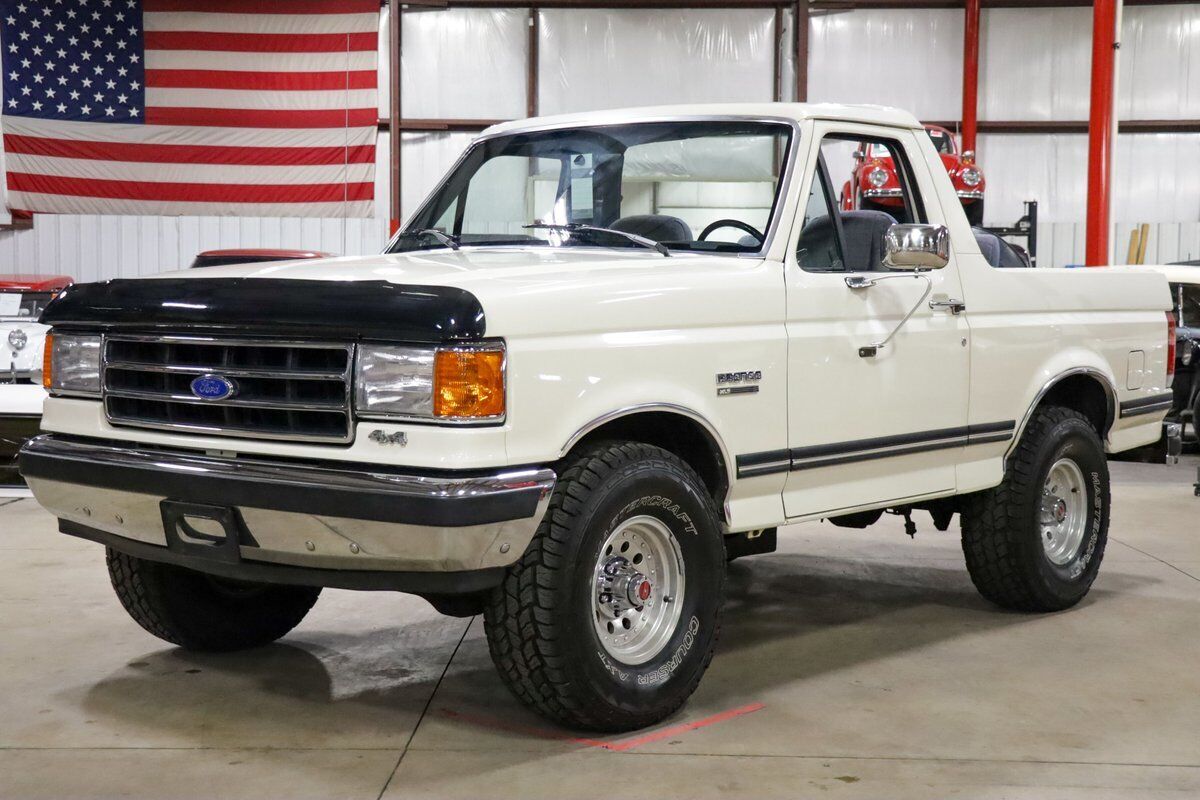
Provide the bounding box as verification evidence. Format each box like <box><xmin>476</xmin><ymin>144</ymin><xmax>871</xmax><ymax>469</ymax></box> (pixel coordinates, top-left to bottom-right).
<box><xmin>716</xmin><ymin>370</ymin><xmax>761</xmax><ymax>396</ymax></box>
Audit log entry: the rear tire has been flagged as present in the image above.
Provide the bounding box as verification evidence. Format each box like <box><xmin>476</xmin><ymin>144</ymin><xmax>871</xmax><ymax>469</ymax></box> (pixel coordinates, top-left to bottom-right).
<box><xmin>483</xmin><ymin>442</ymin><xmax>725</xmax><ymax>732</ymax></box>
<box><xmin>106</xmin><ymin>550</ymin><xmax>321</xmax><ymax>652</ymax></box>
<box><xmin>960</xmin><ymin>406</ymin><xmax>1109</xmax><ymax>612</ymax></box>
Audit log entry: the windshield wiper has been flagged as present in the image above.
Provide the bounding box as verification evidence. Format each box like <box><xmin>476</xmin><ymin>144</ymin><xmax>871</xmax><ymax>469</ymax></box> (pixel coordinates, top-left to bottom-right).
<box><xmin>523</xmin><ymin>223</ymin><xmax>671</xmax><ymax>257</ymax></box>
<box><xmin>396</xmin><ymin>228</ymin><xmax>460</xmax><ymax>251</ymax></box>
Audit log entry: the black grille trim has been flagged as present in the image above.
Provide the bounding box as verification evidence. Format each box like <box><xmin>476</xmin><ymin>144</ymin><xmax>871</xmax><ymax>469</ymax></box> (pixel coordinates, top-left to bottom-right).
<box><xmin>102</xmin><ymin>336</ymin><xmax>355</xmax><ymax>444</ymax></box>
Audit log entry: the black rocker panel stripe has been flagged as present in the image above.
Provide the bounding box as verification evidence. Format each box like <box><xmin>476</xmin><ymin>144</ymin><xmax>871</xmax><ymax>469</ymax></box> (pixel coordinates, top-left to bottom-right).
<box><xmin>1119</xmin><ymin>393</ymin><xmax>1175</xmax><ymax>417</ymax></box>
<box><xmin>735</xmin><ymin>421</ymin><xmax>1016</xmax><ymax>479</ymax></box>
<box><xmin>734</xmin><ymin>449</ymin><xmax>792</xmax><ymax>478</ymax></box>
<box><xmin>40</xmin><ymin>278</ymin><xmax>487</xmax><ymax>343</ymax></box>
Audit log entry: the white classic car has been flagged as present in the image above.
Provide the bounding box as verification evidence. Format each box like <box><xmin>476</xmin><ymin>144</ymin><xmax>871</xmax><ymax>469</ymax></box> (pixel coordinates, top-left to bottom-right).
<box><xmin>20</xmin><ymin>104</ymin><xmax>1178</xmax><ymax>731</ymax></box>
<box><xmin>1</xmin><ymin>274</ymin><xmax>72</xmax><ymax>486</ymax></box>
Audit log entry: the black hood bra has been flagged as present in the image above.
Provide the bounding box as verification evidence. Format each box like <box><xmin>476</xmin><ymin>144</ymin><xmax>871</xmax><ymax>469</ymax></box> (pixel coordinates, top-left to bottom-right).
<box><xmin>40</xmin><ymin>278</ymin><xmax>487</xmax><ymax>342</ymax></box>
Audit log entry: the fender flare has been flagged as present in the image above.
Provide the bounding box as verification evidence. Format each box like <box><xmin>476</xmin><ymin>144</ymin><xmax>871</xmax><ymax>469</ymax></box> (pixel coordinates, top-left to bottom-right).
<box><xmin>1007</xmin><ymin>366</ymin><xmax>1119</xmax><ymax>458</ymax></box>
<box><xmin>558</xmin><ymin>403</ymin><xmax>735</xmax><ymax>487</ymax></box>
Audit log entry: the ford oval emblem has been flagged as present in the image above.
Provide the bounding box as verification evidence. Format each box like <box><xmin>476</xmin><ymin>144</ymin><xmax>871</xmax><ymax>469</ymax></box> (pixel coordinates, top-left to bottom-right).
<box><xmin>190</xmin><ymin>374</ymin><xmax>236</xmax><ymax>401</ymax></box>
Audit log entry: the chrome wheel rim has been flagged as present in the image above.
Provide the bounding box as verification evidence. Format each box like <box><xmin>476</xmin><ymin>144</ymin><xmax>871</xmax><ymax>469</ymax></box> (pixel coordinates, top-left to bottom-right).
<box><xmin>1039</xmin><ymin>458</ymin><xmax>1088</xmax><ymax>566</ymax></box>
<box><xmin>592</xmin><ymin>515</ymin><xmax>685</xmax><ymax>666</ymax></box>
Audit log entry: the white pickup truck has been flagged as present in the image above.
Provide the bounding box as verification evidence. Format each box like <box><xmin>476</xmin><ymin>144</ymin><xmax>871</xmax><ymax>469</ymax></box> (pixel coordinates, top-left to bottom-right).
<box><xmin>20</xmin><ymin>104</ymin><xmax>1178</xmax><ymax>732</ymax></box>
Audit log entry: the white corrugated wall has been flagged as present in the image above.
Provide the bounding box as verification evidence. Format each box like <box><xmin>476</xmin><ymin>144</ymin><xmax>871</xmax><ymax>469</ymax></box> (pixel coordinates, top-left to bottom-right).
<box><xmin>1</xmin><ymin>4</ymin><xmax>1198</xmax><ymax>273</ymax></box>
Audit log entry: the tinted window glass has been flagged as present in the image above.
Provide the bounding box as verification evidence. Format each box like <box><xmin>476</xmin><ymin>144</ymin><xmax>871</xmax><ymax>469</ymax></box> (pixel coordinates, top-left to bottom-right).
<box><xmin>394</xmin><ymin>120</ymin><xmax>793</xmax><ymax>255</ymax></box>
<box><xmin>820</xmin><ymin>133</ymin><xmax>923</xmax><ymax>271</ymax></box>
<box><xmin>1178</xmin><ymin>283</ymin><xmax>1200</xmax><ymax>327</ymax></box>
<box><xmin>796</xmin><ymin>159</ymin><xmax>844</xmax><ymax>272</ymax></box>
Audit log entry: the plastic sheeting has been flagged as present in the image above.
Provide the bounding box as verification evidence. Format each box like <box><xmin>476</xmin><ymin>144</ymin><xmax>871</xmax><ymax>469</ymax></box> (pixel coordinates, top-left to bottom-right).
<box><xmin>1119</xmin><ymin>5</ymin><xmax>1200</xmax><ymax>120</ymax></box>
<box><xmin>400</xmin><ymin>9</ymin><xmax>528</xmax><ymax>120</ymax></box>
<box><xmin>538</xmin><ymin>9</ymin><xmax>776</xmax><ymax>117</ymax></box>
<box><xmin>808</xmin><ymin>10</ymin><xmax>964</xmax><ymax>122</ymax></box>
<box><xmin>5</xmin><ymin>5</ymin><xmax>1200</xmax><ymax>278</ymax></box>
<box><xmin>982</xmin><ymin>5</ymin><xmax>1200</xmax><ymax>120</ymax></box>
<box><xmin>979</xmin><ymin>133</ymin><xmax>1200</xmax><ymax>225</ymax></box>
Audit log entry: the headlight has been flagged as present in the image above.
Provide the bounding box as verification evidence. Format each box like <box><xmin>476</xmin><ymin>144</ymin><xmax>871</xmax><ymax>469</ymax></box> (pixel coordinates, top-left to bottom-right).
<box><xmin>43</xmin><ymin>332</ymin><xmax>102</xmax><ymax>396</ymax></box>
<box><xmin>960</xmin><ymin>166</ymin><xmax>982</xmax><ymax>187</ymax></box>
<box><xmin>7</xmin><ymin>329</ymin><xmax>27</xmax><ymax>351</ymax></box>
<box><xmin>868</xmin><ymin>167</ymin><xmax>889</xmax><ymax>188</ymax></box>
<box><xmin>355</xmin><ymin>342</ymin><xmax>505</xmax><ymax>422</ymax></box>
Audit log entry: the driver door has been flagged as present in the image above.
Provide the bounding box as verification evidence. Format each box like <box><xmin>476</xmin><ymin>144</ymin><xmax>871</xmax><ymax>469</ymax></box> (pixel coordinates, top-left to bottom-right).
<box><xmin>781</xmin><ymin>123</ymin><xmax>971</xmax><ymax>519</ymax></box>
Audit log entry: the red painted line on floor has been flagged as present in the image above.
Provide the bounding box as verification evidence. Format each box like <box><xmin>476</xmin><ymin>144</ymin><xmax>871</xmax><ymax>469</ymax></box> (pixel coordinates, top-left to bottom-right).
<box><xmin>601</xmin><ymin>702</ymin><xmax>766</xmax><ymax>752</ymax></box>
<box><xmin>438</xmin><ymin>701</ymin><xmax>765</xmax><ymax>752</ymax></box>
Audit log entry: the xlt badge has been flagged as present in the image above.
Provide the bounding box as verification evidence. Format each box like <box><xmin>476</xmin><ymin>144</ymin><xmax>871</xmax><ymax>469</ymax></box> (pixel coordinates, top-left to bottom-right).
<box><xmin>716</xmin><ymin>370</ymin><xmax>761</xmax><ymax>396</ymax></box>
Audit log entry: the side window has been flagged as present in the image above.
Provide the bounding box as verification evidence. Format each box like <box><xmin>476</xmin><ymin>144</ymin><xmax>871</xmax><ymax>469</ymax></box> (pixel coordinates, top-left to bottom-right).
<box><xmin>1180</xmin><ymin>283</ymin><xmax>1200</xmax><ymax>328</ymax></box>
<box><xmin>818</xmin><ymin>133</ymin><xmax>926</xmax><ymax>272</ymax></box>
<box><xmin>796</xmin><ymin>156</ymin><xmax>845</xmax><ymax>272</ymax></box>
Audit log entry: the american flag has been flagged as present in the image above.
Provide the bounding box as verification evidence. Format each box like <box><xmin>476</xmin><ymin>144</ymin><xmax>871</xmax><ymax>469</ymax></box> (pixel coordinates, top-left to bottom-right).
<box><xmin>0</xmin><ymin>0</ymin><xmax>378</xmax><ymax>217</ymax></box>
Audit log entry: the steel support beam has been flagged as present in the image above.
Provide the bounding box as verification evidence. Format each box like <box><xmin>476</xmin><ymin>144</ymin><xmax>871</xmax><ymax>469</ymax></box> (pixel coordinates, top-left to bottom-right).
<box><xmin>388</xmin><ymin>1</ymin><xmax>402</xmax><ymax>234</ymax></box>
<box><xmin>961</xmin><ymin>0</ymin><xmax>980</xmax><ymax>153</ymax></box>
<box><xmin>1085</xmin><ymin>0</ymin><xmax>1119</xmax><ymax>266</ymax></box>
<box><xmin>527</xmin><ymin>7</ymin><xmax>540</xmax><ymax>118</ymax></box>
<box><xmin>794</xmin><ymin>0</ymin><xmax>809</xmax><ymax>102</ymax></box>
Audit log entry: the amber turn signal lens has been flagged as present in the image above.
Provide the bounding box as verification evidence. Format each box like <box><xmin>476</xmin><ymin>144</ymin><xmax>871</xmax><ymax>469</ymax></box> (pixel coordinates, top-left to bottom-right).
<box><xmin>433</xmin><ymin>348</ymin><xmax>505</xmax><ymax>419</ymax></box>
<box><xmin>42</xmin><ymin>333</ymin><xmax>54</xmax><ymax>390</ymax></box>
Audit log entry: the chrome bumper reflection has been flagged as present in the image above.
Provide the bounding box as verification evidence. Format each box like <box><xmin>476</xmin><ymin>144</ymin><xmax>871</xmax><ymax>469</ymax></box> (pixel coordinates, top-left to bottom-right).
<box><xmin>20</xmin><ymin>435</ymin><xmax>555</xmax><ymax>573</ymax></box>
<box><xmin>1165</xmin><ymin>421</ymin><xmax>1182</xmax><ymax>466</ymax></box>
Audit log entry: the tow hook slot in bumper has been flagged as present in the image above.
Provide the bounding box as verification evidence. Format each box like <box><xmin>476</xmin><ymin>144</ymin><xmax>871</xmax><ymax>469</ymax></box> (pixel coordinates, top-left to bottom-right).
<box><xmin>161</xmin><ymin>501</ymin><xmax>251</xmax><ymax>565</ymax></box>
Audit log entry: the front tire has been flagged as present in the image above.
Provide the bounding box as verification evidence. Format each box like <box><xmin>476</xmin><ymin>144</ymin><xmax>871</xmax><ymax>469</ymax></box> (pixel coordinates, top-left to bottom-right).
<box><xmin>107</xmin><ymin>550</ymin><xmax>321</xmax><ymax>652</ymax></box>
<box><xmin>960</xmin><ymin>406</ymin><xmax>1109</xmax><ymax>612</ymax></box>
<box><xmin>484</xmin><ymin>442</ymin><xmax>725</xmax><ymax>732</ymax></box>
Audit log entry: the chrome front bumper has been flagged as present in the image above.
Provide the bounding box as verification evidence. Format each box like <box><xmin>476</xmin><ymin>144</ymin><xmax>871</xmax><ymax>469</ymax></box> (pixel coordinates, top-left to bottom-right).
<box><xmin>19</xmin><ymin>435</ymin><xmax>555</xmax><ymax>591</ymax></box>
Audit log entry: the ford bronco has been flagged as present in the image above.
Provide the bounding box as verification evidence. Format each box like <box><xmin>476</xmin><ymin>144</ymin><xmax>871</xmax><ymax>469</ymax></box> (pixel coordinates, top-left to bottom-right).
<box><xmin>20</xmin><ymin>104</ymin><xmax>1179</xmax><ymax>731</ymax></box>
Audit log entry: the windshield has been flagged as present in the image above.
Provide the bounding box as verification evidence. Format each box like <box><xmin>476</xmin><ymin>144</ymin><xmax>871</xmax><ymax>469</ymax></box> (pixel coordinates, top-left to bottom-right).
<box><xmin>926</xmin><ymin>129</ymin><xmax>955</xmax><ymax>155</ymax></box>
<box><xmin>391</xmin><ymin>120</ymin><xmax>793</xmax><ymax>256</ymax></box>
<box><xmin>0</xmin><ymin>291</ymin><xmax>55</xmax><ymax>320</ymax></box>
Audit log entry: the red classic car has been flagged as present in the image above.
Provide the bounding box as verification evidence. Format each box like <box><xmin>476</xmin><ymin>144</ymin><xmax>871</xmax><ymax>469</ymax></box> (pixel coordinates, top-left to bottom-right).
<box><xmin>841</xmin><ymin>124</ymin><xmax>986</xmax><ymax>226</ymax></box>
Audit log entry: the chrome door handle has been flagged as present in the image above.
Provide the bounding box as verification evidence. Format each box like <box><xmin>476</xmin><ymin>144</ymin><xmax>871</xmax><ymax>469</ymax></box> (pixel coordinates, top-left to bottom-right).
<box><xmin>929</xmin><ymin>298</ymin><xmax>966</xmax><ymax>314</ymax></box>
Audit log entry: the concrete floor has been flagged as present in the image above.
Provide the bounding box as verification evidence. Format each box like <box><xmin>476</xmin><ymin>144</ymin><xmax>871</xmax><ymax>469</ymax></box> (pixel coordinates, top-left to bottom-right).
<box><xmin>2</xmin><ymin>458</ymin><xmax>1199</xmax><ymax>799</ymax></box>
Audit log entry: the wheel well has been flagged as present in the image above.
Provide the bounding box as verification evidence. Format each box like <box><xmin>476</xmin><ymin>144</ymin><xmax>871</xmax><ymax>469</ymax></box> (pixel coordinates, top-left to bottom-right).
<box><xmin>566</xmin><ymin>411</ymin><xmax>730</xmax><ymax>507</ymax></box>
<box><xmin>1038</xmin><ymin>373</ymin><xmax>1113</xmax><ymax>436</ymax></box>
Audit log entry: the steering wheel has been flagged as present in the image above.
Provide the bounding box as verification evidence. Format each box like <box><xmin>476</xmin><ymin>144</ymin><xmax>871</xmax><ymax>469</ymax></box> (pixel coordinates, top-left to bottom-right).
<box><xmin>698</xmin><ymin>219</ymin><xmax>765</xmax><ymax>245</ymax></box>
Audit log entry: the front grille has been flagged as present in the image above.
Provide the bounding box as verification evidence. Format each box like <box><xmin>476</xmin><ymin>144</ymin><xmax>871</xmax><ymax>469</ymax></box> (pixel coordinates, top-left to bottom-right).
<box><xmin>102</xmin><ymin>335</ymin><xmax>354</xmax><ymax>444</ymax></box>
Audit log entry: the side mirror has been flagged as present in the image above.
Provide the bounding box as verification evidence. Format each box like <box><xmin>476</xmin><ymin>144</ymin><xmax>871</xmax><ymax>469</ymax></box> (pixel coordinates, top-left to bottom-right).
<box><xmin>852</xmin><ymin>150</ymin><xmax>865</xmax><ymax>162</ymax></box>
<box><xmin>883</xmin><ymin>224</ymin><xmax>950</xmax><ymax>270</ymax></box>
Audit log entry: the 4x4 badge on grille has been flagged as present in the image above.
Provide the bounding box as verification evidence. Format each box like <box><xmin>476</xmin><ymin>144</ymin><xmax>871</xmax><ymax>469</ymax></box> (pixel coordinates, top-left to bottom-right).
<box><xmin>190</xmin><ymin>374</ymin><xmax>237</xmax><ymax>401</ymax></box>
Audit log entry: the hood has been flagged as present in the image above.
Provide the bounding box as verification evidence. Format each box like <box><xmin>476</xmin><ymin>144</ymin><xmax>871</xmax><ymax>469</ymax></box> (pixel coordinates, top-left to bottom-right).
<box><xmin>150</xmin><ymin>246</ymin><xmax>745</xmax><ymax>288</ymax></box>
<box><xmin>44</xmin><ymin>247</ymin><xmax>778</xmax><ymax>342</ymax></box>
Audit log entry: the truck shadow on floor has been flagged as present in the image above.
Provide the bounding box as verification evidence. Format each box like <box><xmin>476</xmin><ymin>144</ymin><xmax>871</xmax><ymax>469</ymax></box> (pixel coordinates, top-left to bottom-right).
<box><xmin>75</xmin><ymin>553</ymin><xmax>1159</xmax><ymax>747</ymax></box>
